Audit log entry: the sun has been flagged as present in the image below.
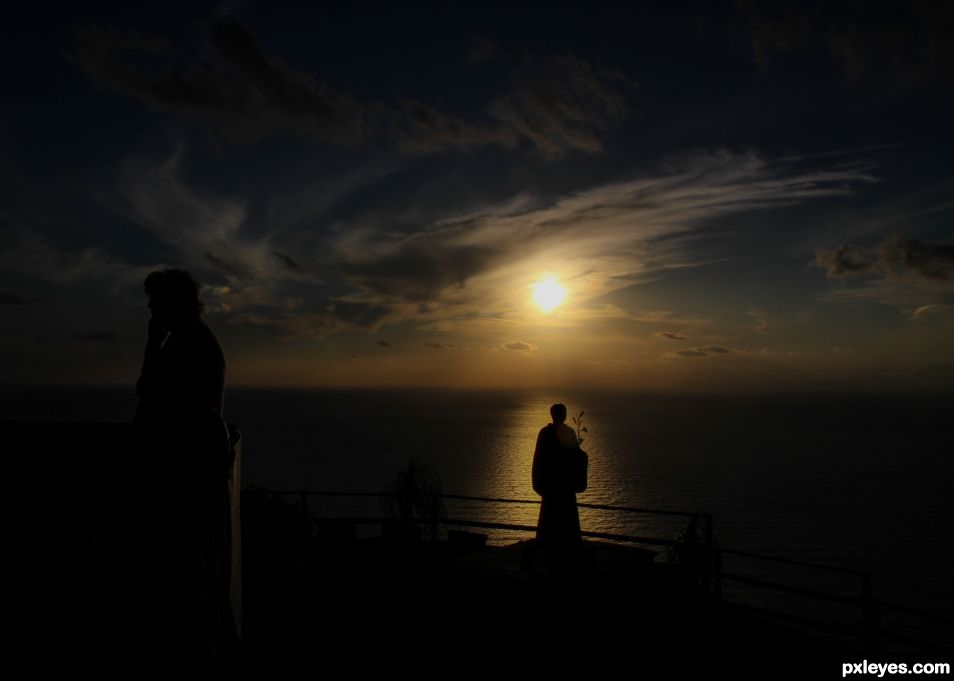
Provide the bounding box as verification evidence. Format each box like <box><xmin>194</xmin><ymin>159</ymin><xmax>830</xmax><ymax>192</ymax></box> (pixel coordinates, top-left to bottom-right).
<box><xmin>531</xmin><ymin>275</ymin><xmax>567</xmax><ymax>313</ymax></box>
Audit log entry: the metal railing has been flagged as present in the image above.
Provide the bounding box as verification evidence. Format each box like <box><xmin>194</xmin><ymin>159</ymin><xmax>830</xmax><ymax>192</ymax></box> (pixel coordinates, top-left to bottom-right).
<box><xmin>255</xmin><ymin>488</ymin><xmax>952</xmax><ymax>657</ymax></box>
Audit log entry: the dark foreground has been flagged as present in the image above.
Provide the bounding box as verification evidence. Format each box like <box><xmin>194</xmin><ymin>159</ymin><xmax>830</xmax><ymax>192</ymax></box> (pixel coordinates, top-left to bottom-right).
<box><xmin>243</xmin><ymin>534</ymin><xmax>858</xmax><ymax>680</ymax></box>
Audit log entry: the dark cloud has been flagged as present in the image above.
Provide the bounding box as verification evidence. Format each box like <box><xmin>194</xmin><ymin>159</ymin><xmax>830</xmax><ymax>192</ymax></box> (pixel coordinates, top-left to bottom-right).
<box><xmin>878</xmin><ymin>234</ymin><xmax>954</xmax><ymax>281</ymax></box>
<box><xmin>501</xmin><ymin>341</ymin><xmax>538</xmax><ymax>352</ymax></box>
<box><xmin>729</xmin><ymin>0</ymin><xmax>954</xmax><ymax>86</ymax></box>
<box><xmin>228</xmin><ymin>312</ymin><xmax>329</xmax><ymax>339</ymax></box>
<box><xmin>657</xmin><ymin>331</ymin><xmax>686</xmax><ymax>341</ymax></box>
<box><xmin>73</xmin><ymin>17</ymin><xmax>366</xmax><ymax>144</ymax></box>
<box><xmin>489</xmin><ymin>54</ymin><xmax>633</xmax><ymax>158</ymax></box>
<box><xmin>391</xmin><ymin>99</ymin><xmax>517</xmax><ymax>154</ymax></box>
<box><xmin>813</xmin><ymin>244</ymin><xmax>872</xmax><ymax>277</ymax></box>
<box><xmin>75</xmin><ymin>331</ymin><xmax>119</xmax><ymax>343</ymax></box>
<box><xmin>0</xmin><ymin>291</ymin><xmax>36</xmax><ymax>306</ymax></box>
<box><xmin>424</xmin><ymin>342</ymin><xmax>454</xmax><ymax>349</ymax></box>
<box><xmin>331</xmin><ymin>300</ymin><xmax>391</xmax><ymax>328</ymax></box>
<box><xmin>815</xmin><ymin>234</ymin><xmax>954</xmax><ymax>281</ymax></box>
<box><xmin>375</xmin><ymin>340</ymin><xmax>391</xmax><ymax>347</ymax></box>
<box><xmin>204</xmin><ymin>251</ymin><xmax>256</xmax><ymax>280</ymax></box>
<box><xmin>73</xmin><ymin>18</ymin><xmax>631</xmax><ymax>158</ymax></box>
<box><xmin>393</xmin><ymin>52</ymin><xmax>632</xmax><ymax>156</ymax></box>
<box><xmin>271</xmin><ymin>251</ymin><xmax>301</xmax><ymax>271</ymax></box>
<box><xmin>698</xmin><ymin>345</ymin><xmax>731</xmax><ymax>354</ymax></box>
<box><xmin>339</xmin><ymin>244</ymin><xmax>500</xmax><ymax>301</ymax></box>
<box><xmin>674</xmin><ymin>345</ymin><xmax>732</xmax><ymax>357</ymax></box>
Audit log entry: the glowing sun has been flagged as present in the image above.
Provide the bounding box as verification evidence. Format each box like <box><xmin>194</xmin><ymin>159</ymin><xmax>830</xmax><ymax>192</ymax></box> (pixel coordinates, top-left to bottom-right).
<box><xmin>531</xmin><ymin>275</ymin><xmax>567</xmax><ymax>313</ymax></box>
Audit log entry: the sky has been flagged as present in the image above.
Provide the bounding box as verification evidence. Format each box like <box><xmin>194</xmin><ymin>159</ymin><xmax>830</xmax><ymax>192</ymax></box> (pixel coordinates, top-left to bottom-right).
<box><xmin>1</xmin><ymin>1</ymin><xmax>953</xmax><ymax>390</ymax></box>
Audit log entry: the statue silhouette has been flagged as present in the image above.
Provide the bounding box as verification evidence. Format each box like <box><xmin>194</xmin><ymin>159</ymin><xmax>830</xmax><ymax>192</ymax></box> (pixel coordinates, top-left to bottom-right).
<box><xmin>532</xmin><ymin>403</ymin><xmax>583</xmax><ymax>553</ymax></box>
<box><xmin>133</xmin><ymin>268</ymin><xmax>235</xmax><ymax>676</ymax></box>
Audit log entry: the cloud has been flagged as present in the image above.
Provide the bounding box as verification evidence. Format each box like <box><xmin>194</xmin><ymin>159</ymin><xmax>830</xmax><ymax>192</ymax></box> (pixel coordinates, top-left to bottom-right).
<box><xmin>119</xmin><ymin>151</ymin><xmax>258</xmax><ymax>285</ymax></box>
<box><xmin>227</xmin><ymin>312</ymin><xmax>330</xmax><ymax>339</ymax></box>
<box><xmin>746</xmin><ymin>308</ymin><xmax>770</xmax><ymax>334</ymax></box>
<box><xmin>74</xmin><ymin>331</ymin><xmax>119</xmax><ymax>343</ymax></box>
<box><xmin>424</xmin><ymin>342</ymin><xmax>454</xmax><ymax>349</ymax></box>
<box><xmin>501</xmin><ymin>340</ymin><xmax>538</xmax><ymax>352</ymax></box>
<box><xmin>729</xmin><ymin>1</ymin><xmax>954</xmax><ymax>86</ymax></box>
<box><xmin>338</xmin><ymin>242</ymin><xmax>501</xmax><ymax>301</ymax></box>
<box><xmin>815</xmin><ymin>234</ymin><xmax>954</xmax><ymax>281</ymax></box>
<box><xmin>330</xmin><ymin>151</ymin><xmax>876</xmax><ymax>327</ymax></box>
<box><xmin>878</xmin><ymin>234</ymin><xmax>954</xmax><ymax>281</ymax></box>
<box><xmin>390</xmin><ymin>99</ymin><xmax>517</xmax><ymax>154</ymax></box>
<box><xmin>673</xmin><ymin>344</ymin><xmax>733</xmax><ymax>357</ymax></box>
<box><xmin>909</xmin><ymin>304</ymin><xmax>951</xmax><ymax>321</ymax></box>
<box><xmin>489</xmin><ymin>54</ymin><xmax>634</xmax><ymax>158</ymax></box>
<box><xmin>813</xmin><ymin>244</ymin><xmax>873</xmax><ymax>277</ymax></box>
<box><xmin>0</xmin><ymin>223</ymin><xmax>146</xmax><ymax>288</ymax></box>
<box><xmin>331</xmin><ymin>300</ymin><xmax>391</xmax><ymax>328</ymax></box>
<box><xmin>698</xmin><ymin>344</ymin><xmax>731</xmax><ymax>354</ymax></box>
<box><xmin>271</xmin><ymin>252</ymin><xmax>301</xmax><ymax>271</ymax></box>
<box><xmin>73</xmin><ymin>17</ymin><xmax>631</xmax><ymax>158</ymax></box>
<box><xmin>657</xmin><ymin>331</ymin><xmax>686</xmax><ymax>340</ymax></box>
<box><xmin>92</xmin><ymin>146</ymin><xmax>880</xmax><ymax>339</ymax></box>
<box><xmin>73</xmin><ymin>18</ymin><xmax>366</xmax><ymax>144</ymax></box>
<box><xmin>205</xmin><ymin>251</ymin><xmax>256</xmax><ymax>280</ymax></box>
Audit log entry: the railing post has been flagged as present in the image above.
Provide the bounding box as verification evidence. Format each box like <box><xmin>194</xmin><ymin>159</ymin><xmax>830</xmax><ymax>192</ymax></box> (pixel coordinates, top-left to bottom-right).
<box><xmin>703</xmin><ymin>514</ymin><xmax>714</xmax><ymax>596</ymax></box>
<box><xmin>862</xmin><ymin>573</ymin><xmax>881</xmax><ymax>657</ymax></box>
<box><xmin>300</xmin><ymin>491</ymin><xmax>309</xmax><ymax>515</ymax></box>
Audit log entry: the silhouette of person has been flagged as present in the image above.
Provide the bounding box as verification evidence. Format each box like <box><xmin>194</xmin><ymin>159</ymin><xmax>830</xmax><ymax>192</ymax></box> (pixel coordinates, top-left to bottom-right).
<box><xmin>532</xmin><ymin>403</ymin><xmax>582</xmax><ymax>552</ymax></box>
<box><xmin>133</xmin><ymin>268</ymin><xmax>235</xmax><ymax>676</ymax></box>
<box><xmin>135</xmin><ymin>268</ymin><xmax>225</xmax><ymax>433</ymax></box>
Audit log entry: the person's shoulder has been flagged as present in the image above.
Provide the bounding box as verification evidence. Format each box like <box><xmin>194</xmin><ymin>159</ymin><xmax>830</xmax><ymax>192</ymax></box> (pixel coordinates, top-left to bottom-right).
<box><xmin>182</xmin><ymin>319</ymin><xmax>225</xmax><ymax>362</ymax></box>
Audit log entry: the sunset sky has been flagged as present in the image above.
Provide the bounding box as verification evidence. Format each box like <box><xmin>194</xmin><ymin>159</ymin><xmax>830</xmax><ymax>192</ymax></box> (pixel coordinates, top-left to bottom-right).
<box><xmin>1</xmin><ymin>1</ymin><xmax>952</xmax><ymax>390</ymax></box>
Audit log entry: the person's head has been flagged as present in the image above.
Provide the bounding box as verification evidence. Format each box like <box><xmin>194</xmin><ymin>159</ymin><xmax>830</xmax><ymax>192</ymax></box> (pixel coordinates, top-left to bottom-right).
<box><xmin>550</xmin><ymin>403</ymin><xmax>567</xmax><ymax>424</ymax></box>
<box><xmin>144</xmin><ymin>268</ymin><xmax>203</xmax><ymax>327</ymax></box>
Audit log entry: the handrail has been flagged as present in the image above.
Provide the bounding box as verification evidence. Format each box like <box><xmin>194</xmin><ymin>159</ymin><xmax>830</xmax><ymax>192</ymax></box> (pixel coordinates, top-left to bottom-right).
<box><xmin>719</xmin><ymin>547</ymin><xmax>871</xmax><ymax>576</ymax></box>
<box><xmin>252</xmin><ymin>487</ymin><xmax>953</xmax><ymax>656</ymax></box>
<box><xmin>267</xmin><ymin>489</ymin><xmax>708</xmax><ymax>518</ymax></box>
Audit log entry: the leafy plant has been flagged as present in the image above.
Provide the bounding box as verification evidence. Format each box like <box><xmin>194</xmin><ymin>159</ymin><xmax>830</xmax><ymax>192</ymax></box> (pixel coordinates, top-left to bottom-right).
<box><xmin>669</xmin><ymin>516</ymin><xmax>723</xmax><ymax>594</ymax></box>
<box><xmin>572</xmin><ymin>410</ymin><xmax>588</xmax><ymax>446</ymax></box>
<box><xmin>381</xmin><ymin>457</ymin><xmax>446</xmax><ymax>539</ymax></box>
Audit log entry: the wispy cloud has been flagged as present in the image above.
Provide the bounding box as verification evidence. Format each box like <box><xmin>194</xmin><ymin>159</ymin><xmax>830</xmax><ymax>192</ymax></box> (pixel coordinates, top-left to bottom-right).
<box><xmin>672</xmin><ymin>344</ymin><xmax>734</xmax><ymax>358</ymax></box>
<box><xmin>0</xmin><ymin>220</ymin><xmax>145</xmax><ymax>289</ymax></box>
<box><xmin>328</xmin><ymin>151</ymin><xmax>876</xmax><ymax>329</ymax></box>
<box><xmin>103</xmin><ymin>148</ymin><xmax>879</xmax><ymax>338</ymax></box>
<box><xmin>73</xmin><ymin>18</ymin><xmax>366</xmax><ymax>145</ymax></box>
<box><xmin>501</xmin><ymin>340</ymin><xmax>538</xmax><ymax>352</ymax></box>
<box><xmin>73</xmin><ymin>16</ymin><xmax>632</xmax><ymax>158</ymax></box>
<box><xmin>728</xmin><ymin>1</ymin><xmax>954</xmax><ymax>87</ymax></box>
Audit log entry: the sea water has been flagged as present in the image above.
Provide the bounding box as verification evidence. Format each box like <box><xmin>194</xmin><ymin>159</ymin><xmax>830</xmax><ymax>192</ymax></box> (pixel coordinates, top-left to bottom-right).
<box><xmin>4</xmin><ymin>384</ymin><xmax>952</xmax><ymax>643</ymax></box>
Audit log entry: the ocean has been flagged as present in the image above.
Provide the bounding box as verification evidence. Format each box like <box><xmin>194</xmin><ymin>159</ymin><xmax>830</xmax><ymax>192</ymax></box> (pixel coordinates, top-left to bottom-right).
<box><xmin>4</xmin><ymin>384</ymin><xmax>952</xmax><ymax>645</ymax></box>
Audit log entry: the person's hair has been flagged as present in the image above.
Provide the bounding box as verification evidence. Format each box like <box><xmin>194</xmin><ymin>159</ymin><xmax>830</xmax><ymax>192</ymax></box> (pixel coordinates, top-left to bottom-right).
<box><xmin>143</xmin><ymin>268</ymin><xmax>203</xmax><ymax>317</ymax></box>
<box><xmin>550</xmin><ymin>403</ymin><xmax>567</xmax><ymax>422</ymax></box>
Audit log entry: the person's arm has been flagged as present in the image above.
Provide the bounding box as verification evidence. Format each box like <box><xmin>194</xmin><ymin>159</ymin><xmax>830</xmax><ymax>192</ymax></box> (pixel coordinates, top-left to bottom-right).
<box><xmin>531</xmin><ymin>428</ymin><xmax>547</xmax><ymax>496</ymax></box>
<box><xmin>136</xmin><ymin>317</ymin><xmax>168</xmax><ymax>399</ymax></box>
